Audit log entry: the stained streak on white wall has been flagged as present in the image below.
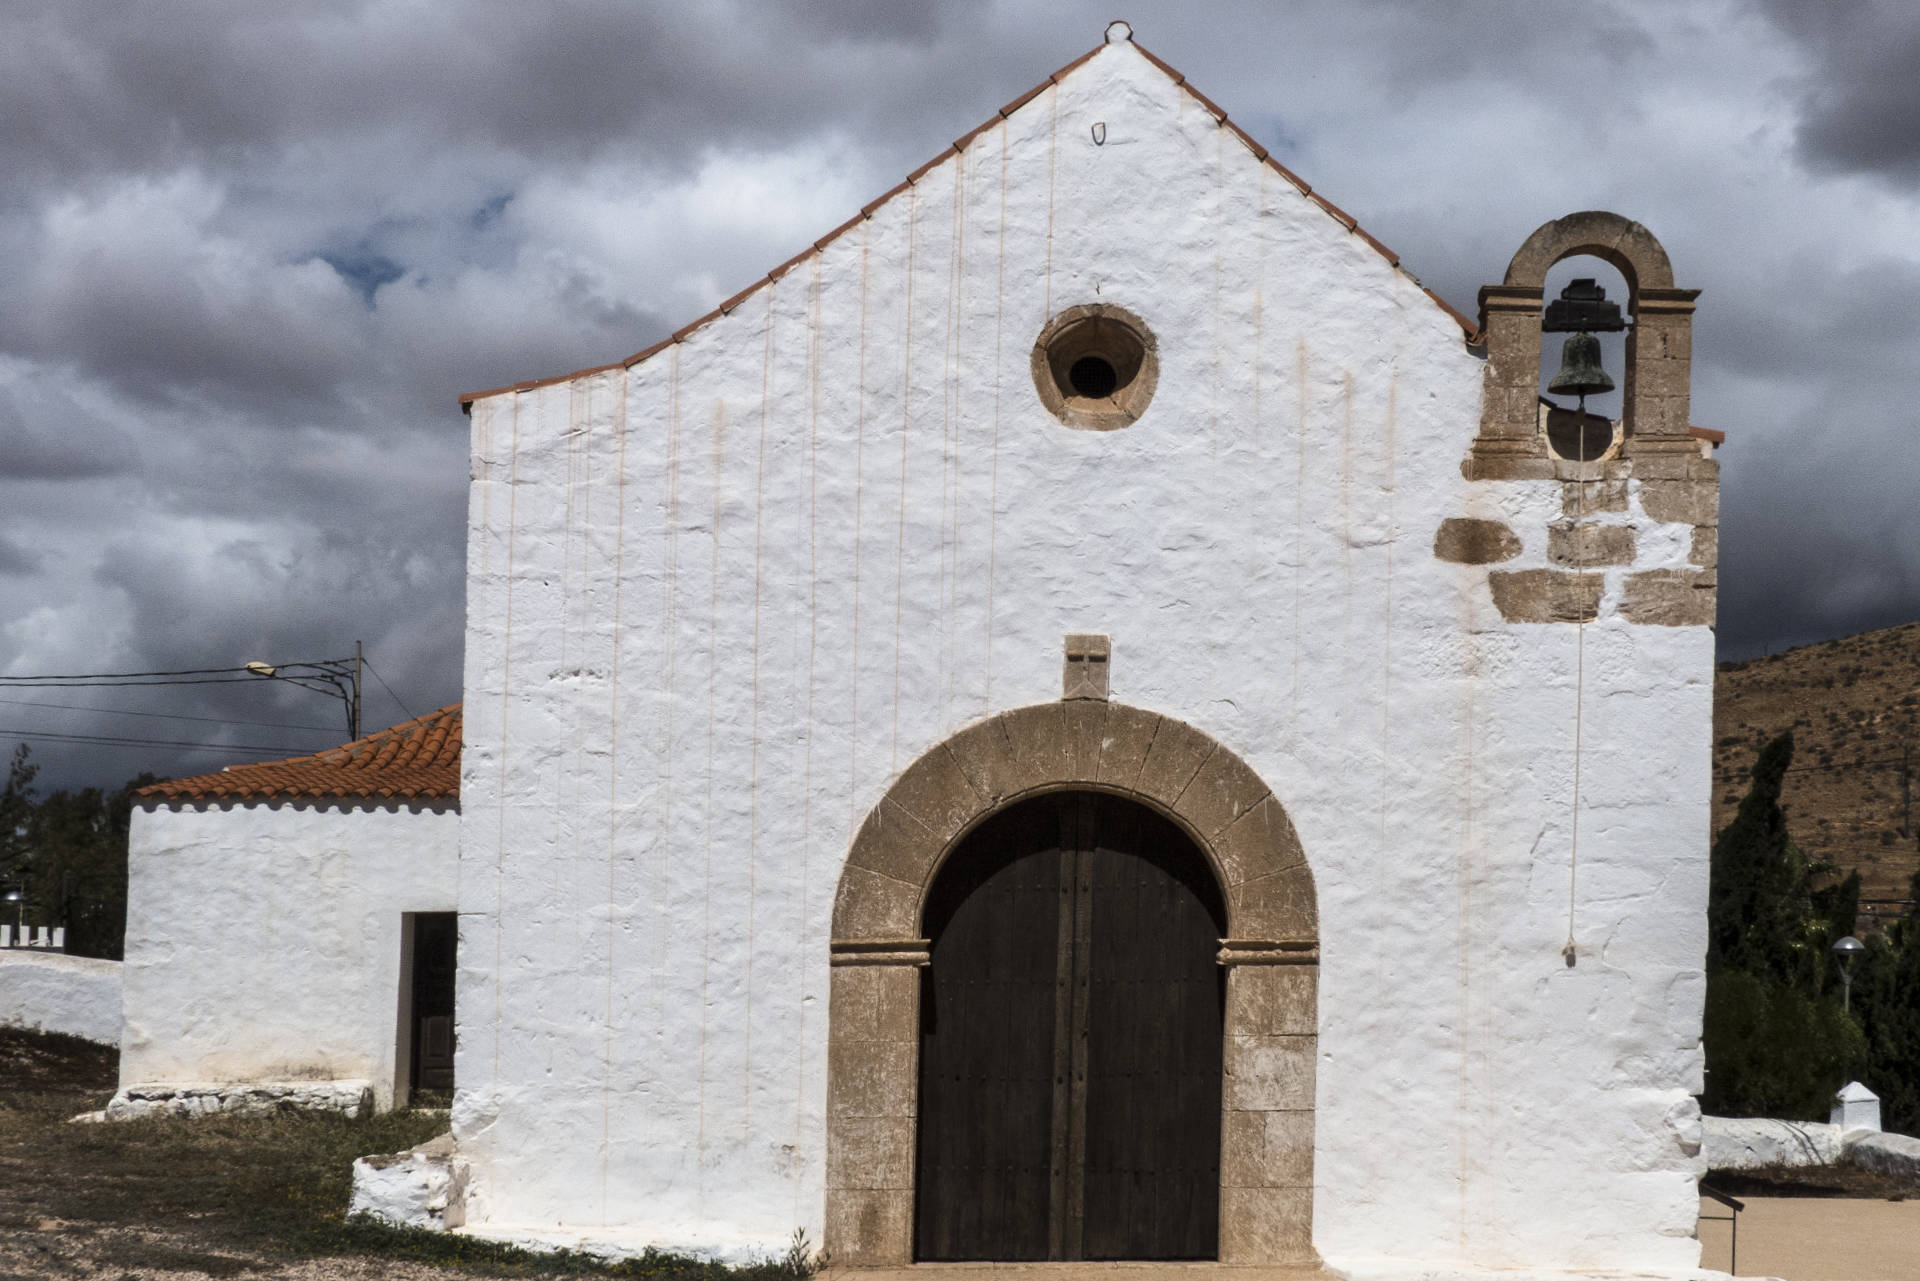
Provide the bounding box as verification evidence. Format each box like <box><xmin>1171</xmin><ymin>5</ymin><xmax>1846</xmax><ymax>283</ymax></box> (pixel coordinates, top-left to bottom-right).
<box><xmin>124</xmin><ymin>800</ymin><xmax>458</xmax><ymax>1109</ymax></box>
<box><xmin>456</xmin><ymin>42</ymin><xmax>1713</xmax><ymax>1276</ymax></box>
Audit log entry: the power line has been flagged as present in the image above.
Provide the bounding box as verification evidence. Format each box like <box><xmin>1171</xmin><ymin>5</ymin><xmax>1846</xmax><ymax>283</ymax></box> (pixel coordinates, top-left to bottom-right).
<box><xmin>0</xmin><ymin>660</ymin><xmax>357</xmax><ymax>691</ymax></box>
<box><xmin>0</xmin><ymin>676</ymin><xmax>270</xmax><ymax>689</ymax></box>
<box><xmin>0</xmin><ymin>696</ymin><xmax>339</xmax><ymax>734</ymax></box>
<box><xmin>362</xmin><ymin>658</ymin><xmax>416</xmax><ymax>722</ymax></box>
<box><xmin>0</xmin><ymin>664</ymin><xmax>253</xmax><ymax>681</ymax></box>
<box><xmin>0</xmin><ymin>726</ymin><xmax>310</xmax><ymax>756</ymax></box>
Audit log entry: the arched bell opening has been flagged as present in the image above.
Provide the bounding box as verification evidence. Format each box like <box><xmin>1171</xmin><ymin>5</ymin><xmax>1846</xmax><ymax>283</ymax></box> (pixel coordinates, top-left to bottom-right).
<box><xmin>1470</xmin><ymin>211</ymin><xmax>1700</xmax><ymax>477</ymax></box>
<box><xmin>914</xmin><ymin>790</ymin><xmax>1227</xmax><ymax>1262</ymax></box>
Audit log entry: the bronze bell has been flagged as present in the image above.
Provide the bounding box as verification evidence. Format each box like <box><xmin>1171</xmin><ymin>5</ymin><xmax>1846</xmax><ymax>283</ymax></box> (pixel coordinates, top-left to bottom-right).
<box><xmin>1548</xmin><ymin>331</ymin><xmax>1613</xmax><ymax>399</ymax></box>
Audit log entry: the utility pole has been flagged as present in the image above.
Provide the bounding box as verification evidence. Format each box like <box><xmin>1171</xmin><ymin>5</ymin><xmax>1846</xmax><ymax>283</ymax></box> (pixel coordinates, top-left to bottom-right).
<box><xmin>352</xmin><ymin>640</ymin><xmax>363</xmax><ymax>742</ymax></box>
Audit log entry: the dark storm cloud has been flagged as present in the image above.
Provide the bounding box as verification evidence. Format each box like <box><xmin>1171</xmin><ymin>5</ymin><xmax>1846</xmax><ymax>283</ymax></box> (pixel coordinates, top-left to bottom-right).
<box><xmin>0</xmin><ymin>537</ymin><xmax>38</xmax><ymax>576</ymax></box>
<box><xmin>1758</xmin><ymin>0</ymin><xmax>1920</xmax><ymax>181</ymax></box>
<box><xmin>0</xmin><ymin>426</ymin><xmax>129</xmax><ymax>482</ymax></box>
<box><xmin>0</xmin><ymin>0</ymin><xmax>1003</xmax><ymax>188</ymax></box>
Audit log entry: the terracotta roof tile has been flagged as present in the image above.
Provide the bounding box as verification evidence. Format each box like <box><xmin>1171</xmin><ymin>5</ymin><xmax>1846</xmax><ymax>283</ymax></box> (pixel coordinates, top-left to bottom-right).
<box><xmin>999</xmin><ymin>81</ymin><xmax>1051</xmax><ymax>117</ymax></box>
<box><xmin>1224</xmin><ymin>119</ymin><xmax>1269</xmax><ymax>162</ymax></box>
<box><xmin>1133</xmin><ymin>44</ymin><xmax>1185</xmax><ymax>84</ymax></box>
<box><xmin>1182</xmin><ymin>84</ymin><xmax>1228</xmax><ymax>122</ymax></box>
<box><xmin>671</xmin><ymin>308</ymin><xmax>722</xmax><ymax>344</ymax></box>
<box><xmin>861</xmin><ymin>178</ymin><xmax>913</xmax><ymax>219</ymax></box>
<box><xmin>816</xmin><ymin>212</ymin><xmax>867</xmax><ymax>251</ymax></box>
<box><xmin>767</xmin><ymin>248</ymin><xmax>813</xmax><ymax>283</ymax></box>
<box><xmin>1262</xmin><ymin>155</ymin><xmax>1313</xmax><ymax>196</ymax></box>
<box><xmin>459</xmin><ymin>32</ymin><xmax>1482</xmax><ymax>410</ymax></box>
<box><xmin>1311</xmin><ymin>194</ymin><xmax>1359</xmax><ymax>231</ymax></box>
<box><xmin>1354</xmin><ymin>227</ymin><xmax>1399</xmax><ymax>266</ymax></box>
<box><xmin>906</xmin><ymin>151</ymin><xmax>952</xmax><ymax>186</ymax></box>
<box><xmin>1690</xmin><ymin>425</ymin><xmax>1726</xmax><ymax>445</ymax></box>
<box><xmin>138</xmin><ymin>704</ymin><xmax>462</xmax><ymax>804</ymax></box>
<box><xmin>717</xmin><ymin>283</ymin><xmax>761</xmax><ymax>315</ymax></box>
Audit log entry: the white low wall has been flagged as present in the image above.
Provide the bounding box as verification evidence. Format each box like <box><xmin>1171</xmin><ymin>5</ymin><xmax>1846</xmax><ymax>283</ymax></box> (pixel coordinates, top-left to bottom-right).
<box><xmin>0</xmin><ymin>950</ymin><xmax>123</xmax><ymax>1045</ymax></box>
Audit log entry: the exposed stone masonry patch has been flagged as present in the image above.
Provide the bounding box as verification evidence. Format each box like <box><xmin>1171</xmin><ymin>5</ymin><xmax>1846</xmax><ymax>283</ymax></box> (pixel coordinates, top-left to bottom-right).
<box><xmin>1488</xmin><ymin>569</ymin><xmax>1604</xmax><ymax>624</ymax></box>
<box><xmin>1433</xmin><ymin>517</ymin><xmax>1521</xmax><ymax>565</ymax></box>
<box><xmin>1563</xmin><ymin>479</ymin><xmax>1629</xmax><ymax>515</ymax></box>
<box><xmin>1621</xmin><ymin>569</ymin><xmax>1717</xmax><ymax>627</ymax></box>
<box><xmin>1548</xmin><ymin>522</ymin><xmax>1635</xmax><ymax>567</ymax></box>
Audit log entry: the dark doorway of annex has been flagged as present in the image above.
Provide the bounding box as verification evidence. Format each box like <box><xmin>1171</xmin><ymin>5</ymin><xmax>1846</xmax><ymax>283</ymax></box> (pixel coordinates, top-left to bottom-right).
<box><xmin>914</xmin><ymin>791</ymin><xmax>1226</xmax><ymax>1261</ymax></box>
<box><xmin>404</xmin><ymin>912</ymin><xmax>457</xmax><ymax>1102</ymax></box>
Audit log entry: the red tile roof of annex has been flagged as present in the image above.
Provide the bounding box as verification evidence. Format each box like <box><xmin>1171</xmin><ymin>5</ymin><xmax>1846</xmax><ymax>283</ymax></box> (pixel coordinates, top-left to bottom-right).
<box><xmin>458</xmin><ymin>35</ymin><xmax>1484</xmax><ymax>411</ymax></box>
<box><xmin>137</xmin><ymin>704</ymin><xmax>461</xmax><ymax>803</ymax></box>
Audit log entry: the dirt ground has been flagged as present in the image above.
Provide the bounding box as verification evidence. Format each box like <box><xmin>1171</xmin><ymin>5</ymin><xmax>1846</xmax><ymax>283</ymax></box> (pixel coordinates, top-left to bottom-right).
<box><xmin>1700</xmin><ymin>1194</ymin><xmax>1920</xmax><ymax>1280</ymax></box>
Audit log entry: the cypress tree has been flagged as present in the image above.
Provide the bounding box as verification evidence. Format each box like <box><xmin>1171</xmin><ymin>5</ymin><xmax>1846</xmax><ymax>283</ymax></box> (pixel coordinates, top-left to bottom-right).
<box><xmin>1702</xmin><ymin>731</ymin><xmax>1864</xmax><ymax>1118</ymax></box>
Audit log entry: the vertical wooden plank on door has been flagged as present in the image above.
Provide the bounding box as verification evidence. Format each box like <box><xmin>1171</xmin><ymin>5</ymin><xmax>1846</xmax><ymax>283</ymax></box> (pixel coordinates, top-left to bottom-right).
<box><xmin>916</xmin><ymin>800</ymin><xmax>1060</xmax><ymax>1260</ymax></box>
<box><xmin>1081</xmin><ymin>797</ymin><xmax>1225</xmax><ymax>1259</ymax></box>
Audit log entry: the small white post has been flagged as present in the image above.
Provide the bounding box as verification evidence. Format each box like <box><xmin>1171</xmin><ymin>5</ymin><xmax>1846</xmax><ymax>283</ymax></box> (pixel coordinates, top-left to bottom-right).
<box><xmin>32</xmin><ymin>926</ymin><xmax>49</xmax><ymax>948</ymax></box>
<box><xmin>0</xmin><ymin>924</ymin><xmax>10</xmax><ymax>948</ymax></box>
<box><xmin>1832</xmin><ymin>1081</ymin><xmax>1882</xmax><ymax>1133</ymax></box>
<box><xmin>50</xmin><ymin>927</ymin><xmax>64</xmax><ymax>950</ymax></box>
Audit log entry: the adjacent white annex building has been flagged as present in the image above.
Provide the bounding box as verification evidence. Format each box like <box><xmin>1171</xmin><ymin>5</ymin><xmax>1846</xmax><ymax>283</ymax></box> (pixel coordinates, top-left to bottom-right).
<box><xmin>439</xmin><ymin>23</ymin><xmax>1724</xmax><ymax>1281</ymax></box>
<box><xmin>117</xmin><ymin>706</ymin><xmax>462</xmax><ymax>1117</ymax></box>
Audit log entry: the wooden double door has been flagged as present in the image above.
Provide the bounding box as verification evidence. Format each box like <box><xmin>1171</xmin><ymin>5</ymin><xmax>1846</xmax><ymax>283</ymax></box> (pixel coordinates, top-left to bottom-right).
<box><xmin>915</xmin><ymin>791</ymin><xmax>1226</xmax><ymax>1261</ymax></box>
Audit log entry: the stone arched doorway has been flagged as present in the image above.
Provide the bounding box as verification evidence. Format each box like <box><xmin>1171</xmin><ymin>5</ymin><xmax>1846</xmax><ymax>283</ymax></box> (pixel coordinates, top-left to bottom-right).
<box><xmin>826</xmin><ymin>702</ymin><xmax>1317</xmax><ymax>1267</ymax></box>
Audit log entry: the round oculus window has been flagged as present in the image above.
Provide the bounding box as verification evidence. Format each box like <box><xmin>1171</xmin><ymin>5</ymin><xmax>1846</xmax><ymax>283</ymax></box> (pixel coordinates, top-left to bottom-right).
<box><xmin>1031</xmin><ymin>304</ymin><xmax>1158</xmax><ymax>430</ymax></box>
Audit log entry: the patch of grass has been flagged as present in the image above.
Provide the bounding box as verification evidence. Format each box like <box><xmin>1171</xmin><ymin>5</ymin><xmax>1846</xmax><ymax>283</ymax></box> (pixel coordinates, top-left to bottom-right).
<box><xmin>0</xmin><ymin>1028</ymin><xmax>824</xmax><ymax>1279</ymax></box>
<box><xmin>315</xmin><ymin>1222</ymin><xmax>822</xmax><ymax>1279</ymax></box>
<box><xmin>0</xmin><ymin>1025</ymin><xmax>116</xmax><ymax>1092</ymax></box>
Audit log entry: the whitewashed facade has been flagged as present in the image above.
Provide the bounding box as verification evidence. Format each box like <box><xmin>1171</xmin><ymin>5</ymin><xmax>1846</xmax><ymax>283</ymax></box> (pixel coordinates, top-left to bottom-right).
<box><xmin>452</xmin><ymin>28</ymin><xmax>1719</xmax><ymax>1280</ymax></box>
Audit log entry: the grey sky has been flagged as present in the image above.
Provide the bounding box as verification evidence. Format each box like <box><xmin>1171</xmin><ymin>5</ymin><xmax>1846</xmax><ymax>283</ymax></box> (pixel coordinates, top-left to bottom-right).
<box><xmin>2</xmin><ymin>1</ymin><xmax>1915</xmax><ymax>790</ymax></box>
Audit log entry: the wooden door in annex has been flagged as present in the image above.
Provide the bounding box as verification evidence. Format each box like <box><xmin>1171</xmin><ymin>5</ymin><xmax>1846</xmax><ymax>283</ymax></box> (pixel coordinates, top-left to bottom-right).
<box><xmin>914</xmin><ymin>791</ymin><xmax>1226</xmax><ymax>1261</ymax></box>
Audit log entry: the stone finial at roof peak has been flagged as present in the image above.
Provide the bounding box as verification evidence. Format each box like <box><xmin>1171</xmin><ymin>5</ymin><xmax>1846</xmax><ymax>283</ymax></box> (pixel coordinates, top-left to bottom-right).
<box><xmin>1106</xmin><ymin>20</ymin><xmax>1133</xmax><ymax>44</ymax></box>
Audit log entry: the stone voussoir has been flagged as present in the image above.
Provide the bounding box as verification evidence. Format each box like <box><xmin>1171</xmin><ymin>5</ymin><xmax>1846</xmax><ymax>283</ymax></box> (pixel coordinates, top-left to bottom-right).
<box><xmin>1094</xmin><ymin>702</ymin><xmax>1162</xmax><ymax>790</ymax></box>
<box><xmin>1134</xmin><ymin>715</ymin><xmax>1218</xmax><ymax>807</ymax></box>
<box><xmin>881</xmin><ymin>745</ymin><xmax>986</xmax><ymax>849</ymax></box>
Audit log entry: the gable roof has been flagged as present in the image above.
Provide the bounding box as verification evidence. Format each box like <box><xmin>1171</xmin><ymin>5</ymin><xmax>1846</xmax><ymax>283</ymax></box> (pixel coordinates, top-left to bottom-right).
<box><xmin>459</xmin><ymin>29</ymin><xmax>1480</xmax><ymax>411</ymax></box>
<box><xmin>137</xmin><ymin>703</ymin><xmax>462</xmax><ymax>804</ymax></box>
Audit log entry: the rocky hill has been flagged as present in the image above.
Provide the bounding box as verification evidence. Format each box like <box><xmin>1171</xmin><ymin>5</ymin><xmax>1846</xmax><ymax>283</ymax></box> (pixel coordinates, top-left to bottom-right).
<box><xmin>1714</xmin><ymin>621</ymin><xmax>1920</xmax><ymax>930</ymax></box>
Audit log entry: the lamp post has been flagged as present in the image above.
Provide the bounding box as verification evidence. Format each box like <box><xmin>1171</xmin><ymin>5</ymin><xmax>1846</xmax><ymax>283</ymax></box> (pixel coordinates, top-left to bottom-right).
<box><xmin>2</xmin><ymin>889</ymin><xmax>21</xmax><ymax>932</ymax></box>
<box><xmin>1833</xmin><ymin>935</ymin><xmax>1866</xmax><ymax>1013</ymax></box>
<box><xmin>243</xmin><ymin>642</ymin><xmax>363</xmax><ymax>740</ymax></box>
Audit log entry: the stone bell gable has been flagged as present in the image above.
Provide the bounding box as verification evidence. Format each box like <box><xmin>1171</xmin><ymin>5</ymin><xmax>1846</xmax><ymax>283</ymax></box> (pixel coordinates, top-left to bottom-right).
<box><xmin>452</xmin><ymin>25</ymin><xmax>1717</xmax><ymax>1281</ymax></box>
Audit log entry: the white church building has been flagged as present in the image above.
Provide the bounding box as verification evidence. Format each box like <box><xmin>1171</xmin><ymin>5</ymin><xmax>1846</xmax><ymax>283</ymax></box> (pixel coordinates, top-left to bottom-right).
<box><xmin>137</xmin><ymin>23</ymin><xmax>1729</xmax><ymax>1280</ymax></box>
<box><xmin>440</xmin><ymin>23</ymin><xmax>1721</xmax><ymax>1277</ymax></box>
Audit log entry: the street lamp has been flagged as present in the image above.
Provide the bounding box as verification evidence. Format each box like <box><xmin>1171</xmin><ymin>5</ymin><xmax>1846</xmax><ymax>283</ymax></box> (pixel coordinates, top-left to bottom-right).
<box><xmin>242</xmin><ymin>642</ymin><xmax>363</xmax><ymax>740</ymax></box>
<box><xmin>2</xmin><ymin>889</ymin><xmax>22</xmax><ymax>932</ymax></box>
<box><xmin>1833</xmin><ymin>935</ymin><xmax>1866</xmax><ymax>1013</ymax></box>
